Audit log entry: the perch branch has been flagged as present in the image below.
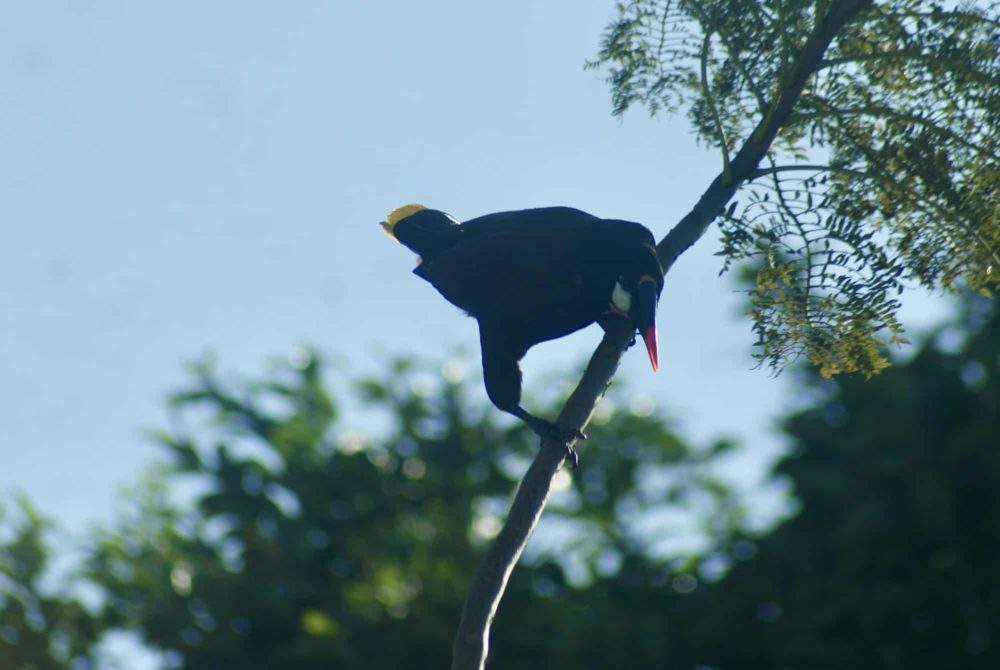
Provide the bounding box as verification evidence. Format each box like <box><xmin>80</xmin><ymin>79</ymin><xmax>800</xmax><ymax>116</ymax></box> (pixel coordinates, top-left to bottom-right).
<box><xmin>450</xmin><ymin>2</ymin><xmax>874</xmax><ymax>668</ymax></box>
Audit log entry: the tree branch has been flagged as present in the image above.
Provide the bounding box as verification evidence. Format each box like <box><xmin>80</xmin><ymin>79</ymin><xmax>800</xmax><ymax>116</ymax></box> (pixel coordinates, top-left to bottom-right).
<box><xmin>661</xmin><ymin>0</ymin><xmax>873</xmax><ymax>274</ymax></box>
<box><xmin>450</xmin><ymin>2</ymin><xmax>874</xmax><ymax>668</ymax></box>
<box><xmin>747</xmin><ymin>164</ymin><xmax>869</xmax><ymax>180</ymax></box>
<box><xmin>699</xmin><ymin>30</ymin><xmax>733</xmax><ymax>180</ymax></box>
<box><xmin>687</xmin><ymin>2</ymin><xmax>770</xmax><ymax>117</ymax></box>
<box><xmin>450</xmin><ymin>324</ymin><xmax>630</xmax><ymax>670</ymax></box>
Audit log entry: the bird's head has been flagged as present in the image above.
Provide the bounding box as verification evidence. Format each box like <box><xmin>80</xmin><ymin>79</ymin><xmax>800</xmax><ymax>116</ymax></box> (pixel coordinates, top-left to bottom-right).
<box><xmin>380</xmin><ymin>204</ymin><xmax>462</xmax><ymax>262</ymax></box>
<box><xmin>380</xmin><ymin>204</ymin><xmax>428</xmax><ymax>240</ymax></box>
<box><xmin>608</xmin><ymin>243</ymin><xmax>663</xmax><ymax>371</ymax></box>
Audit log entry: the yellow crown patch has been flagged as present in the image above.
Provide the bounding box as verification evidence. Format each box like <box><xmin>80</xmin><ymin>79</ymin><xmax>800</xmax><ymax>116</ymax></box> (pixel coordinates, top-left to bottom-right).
<box><xmin>380</xmin><ymin>204</ymin><xmax>427</xmax><ymax>239</ymax></box>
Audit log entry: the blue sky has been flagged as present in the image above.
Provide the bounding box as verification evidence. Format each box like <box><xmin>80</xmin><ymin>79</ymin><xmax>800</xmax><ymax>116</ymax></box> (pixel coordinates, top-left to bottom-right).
<box><xmin>1</xmin><ymin>1</ymin><xmax>949</xmax><ymax>536</ymax></box>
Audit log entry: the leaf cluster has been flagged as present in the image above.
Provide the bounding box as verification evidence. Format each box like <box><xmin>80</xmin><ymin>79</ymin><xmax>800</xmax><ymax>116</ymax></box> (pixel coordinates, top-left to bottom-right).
<box><xmin>0</xmin><ymin>497</ymin><xmax>101</xmax><ymax>670</ymax></box>
<box><xmin>590</xmin><ymin>0</ymin><xmax>1000</xmax><ymax>375</ymax></box>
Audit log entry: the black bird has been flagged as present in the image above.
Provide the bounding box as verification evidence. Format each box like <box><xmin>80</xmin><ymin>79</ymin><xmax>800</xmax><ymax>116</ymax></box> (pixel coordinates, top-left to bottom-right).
<box><xmin>381</xmin><ymin>204</ymin><xmax>663</xmax><ymax>447</ymax></box>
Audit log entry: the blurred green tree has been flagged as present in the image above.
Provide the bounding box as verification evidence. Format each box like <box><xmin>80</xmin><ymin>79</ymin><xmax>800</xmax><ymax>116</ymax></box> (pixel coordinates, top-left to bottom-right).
<box><xmin>486</xmin><ymin>296</ymin><xmax>1000</xmax><ymax>669</ymax></box>
<box><xmin>667</xmin><ymin>293</ymin><xmax>1000</xmax><ymax>669</ymax></box>
<box><xmin>3</xmin><ymin>294</ymin><xmax>998</xmax><ymax>668</ymax></box>
<box><xmin>82</xmin><ymin>355</ymin><xmax>735</xmax><ymax>669</ymax></box>
<box><xmin>0</xmin><ymin>497</ymin><xmax>101</xmax><ymax>670</ymax></box>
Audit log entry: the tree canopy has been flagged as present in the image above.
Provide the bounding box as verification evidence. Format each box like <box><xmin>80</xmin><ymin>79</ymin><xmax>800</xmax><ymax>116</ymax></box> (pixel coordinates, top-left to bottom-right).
<box><xmin>83</xmin><ymin>355</ymin><xmax>738</xmax><ymax>669</ymax></box>
<box><xmin>2</xmin><ymin>295</ymin><xmax>997</xmax><ymax>668</ymax></box>
<box><xmin>589</xmin><ymin>0</ymin><xmax>1000</xmax><ymax>375</ymax></box>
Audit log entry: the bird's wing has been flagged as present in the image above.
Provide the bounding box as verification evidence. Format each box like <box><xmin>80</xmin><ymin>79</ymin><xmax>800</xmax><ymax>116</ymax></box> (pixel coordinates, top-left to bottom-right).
<box><xmin>459</xmin><ymin>207</ymin><xmax>600</xmax><ymax>237</ymax></box>
<box><xmin>415</xmin><ymin>227</ymin><xmax>609</xmax><ymax>320</ymax></box>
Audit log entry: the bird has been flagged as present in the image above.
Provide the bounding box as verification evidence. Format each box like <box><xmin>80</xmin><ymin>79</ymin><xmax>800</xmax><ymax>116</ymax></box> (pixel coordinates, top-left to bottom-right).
<box><xmin>380</xmin><ymin>204</ymin><xmax>663</xmax><ymax>457</ymax></box>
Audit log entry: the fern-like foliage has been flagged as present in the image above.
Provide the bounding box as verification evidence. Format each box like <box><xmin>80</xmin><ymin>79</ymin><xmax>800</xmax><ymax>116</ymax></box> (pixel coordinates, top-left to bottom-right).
<box><xmin>590</xmin><ymin>0</ymin><xmax>1000</xmax><ymax>375</ymax></box>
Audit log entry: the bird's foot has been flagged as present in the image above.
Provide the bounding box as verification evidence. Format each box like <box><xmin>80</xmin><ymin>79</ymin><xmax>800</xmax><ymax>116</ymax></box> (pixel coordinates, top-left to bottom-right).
<box><xmin>535</xmin><ymin>424</ymin><xmax>581</xmax><ymax>469</ymax></box>
<box><xmin>562</xmin><ymin>444</ymin><xmax>579</xmax><ymax>469</ymax></box>
<box><xmin>512</xmin><ymin>408</ymin><xmax>586</xmax><ymax>466</ymax></box>
<box><xmin>532</xmin><ymin>419</ymin><xmax>587</xmax><ymax>443</ymax></box>
<box><xmin>521</xmin><ymin>416</ymin><xmax>585</xmax><ymax>468</ymax></box>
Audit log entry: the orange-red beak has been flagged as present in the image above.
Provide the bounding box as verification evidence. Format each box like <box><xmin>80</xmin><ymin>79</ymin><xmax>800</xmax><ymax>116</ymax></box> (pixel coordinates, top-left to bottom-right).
<box><xmin>642</xmin><ymin>324</ymin><xmax>658</xmax><ymax>372</ymax></box>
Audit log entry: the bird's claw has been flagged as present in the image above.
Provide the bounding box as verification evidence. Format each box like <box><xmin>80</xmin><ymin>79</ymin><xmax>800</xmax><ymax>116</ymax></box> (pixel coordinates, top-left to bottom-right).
<box><xmin>526</xmin><ymin>418</ymin><xmax>586</xmax><ymax>466</ymax></box>
<box><xmin>533</xmin><ymin>420</ymin><xmax>586</xmax><ymax>442</ymax></box>
<box><xmin>555</xmin><ymin>423</ymin><xmax>587</xmax><ymax>443</ymax></box>
<box><xmin>562</xmin><ymin>444</ymin><xmax>579</xmax><ymax>469</ymax></box>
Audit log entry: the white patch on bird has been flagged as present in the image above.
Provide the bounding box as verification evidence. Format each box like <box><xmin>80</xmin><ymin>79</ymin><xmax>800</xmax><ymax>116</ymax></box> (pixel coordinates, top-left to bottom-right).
<box><xmin>610</xmin><ymin>280</ymin><xmax>632</xmax><ymax>314</ymax></box>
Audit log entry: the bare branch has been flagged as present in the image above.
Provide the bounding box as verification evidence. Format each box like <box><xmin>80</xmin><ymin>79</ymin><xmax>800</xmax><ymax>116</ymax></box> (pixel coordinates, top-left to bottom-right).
<box><xmin>450</xmin><ymin>325</ymin><xmax>630</xmax><ymax>670</ymax></box>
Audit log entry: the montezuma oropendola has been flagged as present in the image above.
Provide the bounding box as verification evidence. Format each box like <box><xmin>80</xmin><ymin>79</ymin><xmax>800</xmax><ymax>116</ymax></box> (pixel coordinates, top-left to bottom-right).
<box><xmin>381</xmin><ymin>204</ymin><xmax>663</xmax><ymax>455</ymax></box>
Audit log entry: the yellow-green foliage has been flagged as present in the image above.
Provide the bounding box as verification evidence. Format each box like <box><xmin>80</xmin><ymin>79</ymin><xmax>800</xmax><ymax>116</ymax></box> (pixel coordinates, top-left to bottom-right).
<box><xmin>591</xmin><ymin>0</ymin><xmax>1000</xmax><ymax>377</ymax></box>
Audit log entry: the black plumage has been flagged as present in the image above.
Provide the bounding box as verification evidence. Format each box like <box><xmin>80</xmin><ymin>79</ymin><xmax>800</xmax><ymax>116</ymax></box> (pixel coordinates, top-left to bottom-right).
<box><xmin>381</xmin><ymin>205</ymin><xmax>663</xmax><ymax>445</ymax></box>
